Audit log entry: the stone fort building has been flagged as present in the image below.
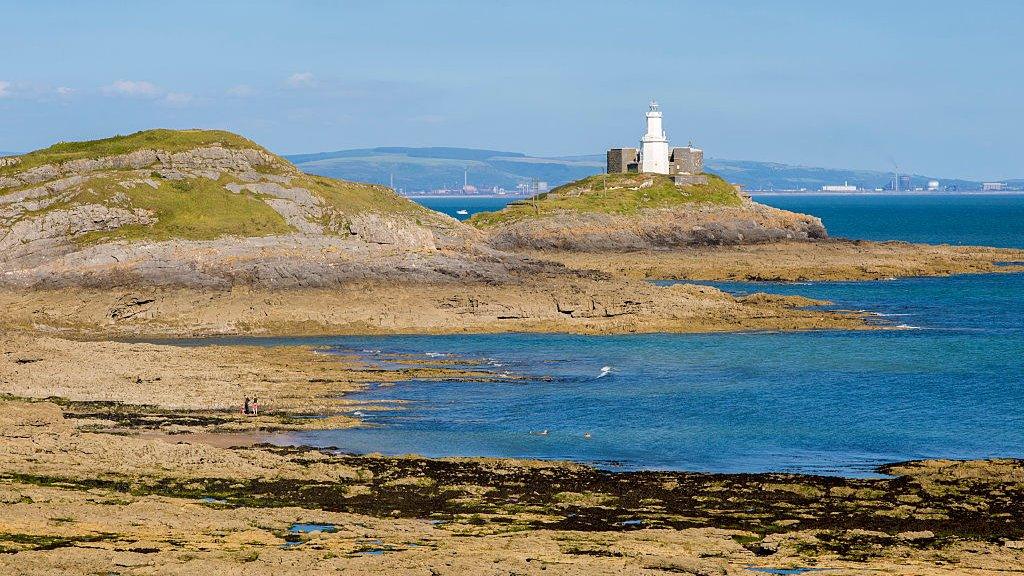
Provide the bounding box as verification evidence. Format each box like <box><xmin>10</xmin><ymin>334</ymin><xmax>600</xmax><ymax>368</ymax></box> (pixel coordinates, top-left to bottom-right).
<box><xmin>607</xmin><ymin>102</ymin><xmax>704</xmax><ymax>185</ymax></box>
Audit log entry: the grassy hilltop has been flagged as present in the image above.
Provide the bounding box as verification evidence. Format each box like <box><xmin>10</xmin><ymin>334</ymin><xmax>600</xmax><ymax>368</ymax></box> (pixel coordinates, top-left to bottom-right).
<box><xmin>2</xmin><ymin>129</ymin><xmax>444</xmax><ymax>247</ymax></box>
<box><xmin>468</xmin><ymin>172</ymin><xmax>742</xmax><ymax>227</ymax></box>
<box><xmin>0</xmin><ymin>129</ymin><xmax>267</xmax><ymax>175</ymax></box>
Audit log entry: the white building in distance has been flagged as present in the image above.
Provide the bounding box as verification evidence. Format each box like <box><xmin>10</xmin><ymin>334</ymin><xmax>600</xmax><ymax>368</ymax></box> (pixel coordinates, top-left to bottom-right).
<box><xmin>821</xmin><ymin>181</ymin><xmax>858</xmax><ymax>192</ymax></box>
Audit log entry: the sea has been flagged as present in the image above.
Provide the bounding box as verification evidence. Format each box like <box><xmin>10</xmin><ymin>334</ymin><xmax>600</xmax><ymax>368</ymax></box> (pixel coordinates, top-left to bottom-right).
<box><xmin>262</xmin><ymin>193</ymin><xmax>1024</xmax><ymax>476</ymax></box>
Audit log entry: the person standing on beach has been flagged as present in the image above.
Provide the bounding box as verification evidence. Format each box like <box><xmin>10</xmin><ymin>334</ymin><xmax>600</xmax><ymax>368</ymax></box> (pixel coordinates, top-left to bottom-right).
<box><xmin>252</xmin><ymin>397</ymin><xmax>259</xmax><ymax>416</ymax></box>
<box><xmin>244</xmin><ymin>397</ymin><xmax>251</xmax><ymax>415</ymax></box>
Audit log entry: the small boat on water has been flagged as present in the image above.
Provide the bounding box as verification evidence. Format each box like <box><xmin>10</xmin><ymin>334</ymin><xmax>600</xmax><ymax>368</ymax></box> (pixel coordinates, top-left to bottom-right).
<box><xmin>455</xmin><ymin>209</ymin><xmax>469</xmax><ymax>215</ymax></box>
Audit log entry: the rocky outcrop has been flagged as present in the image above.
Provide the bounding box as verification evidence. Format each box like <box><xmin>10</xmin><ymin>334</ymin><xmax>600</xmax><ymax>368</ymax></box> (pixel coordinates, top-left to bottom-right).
<box><xmin>0</xmin><ymin>175</ymin><xmax>89</xmax><ymax>221</ymax></box>
<box><xmin>0</xmin><ymin>234</ymin><xmax>536</xmax><ymax>289</ymax></box>
<box><xmin>348</xmin><ymin>212</ymin><xmax>438</xmax><ymax>249</ymax></box>
<box><xmin>227</xmin><ymin>181</ymin><xmax>326</xmax><ymax>234</ymax></box>
<box><xmin>0</xmin><ymin>204</ymin><xmax>155</xmax><ymax>268</ymax></box>
<box><xmin>484</xmin><ymin>197</ymin><xmax>827</xmax><ymax>252</ymax></box>
<box><xmin>0</xmin><ymin>146</ymin><xmax>284</xmax><ymax>191</ymax></box>
<box><xmin>0</xmin><ymin>131</ymin><xmax>489</xmax><ymax>288</ymax></box>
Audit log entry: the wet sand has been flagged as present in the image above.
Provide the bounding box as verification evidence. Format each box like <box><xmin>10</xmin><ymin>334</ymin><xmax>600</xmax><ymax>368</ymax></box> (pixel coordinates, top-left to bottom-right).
<box><xmin>3</xmin><ymin>239</ymin><xmax>1024</xmax><ymax>573</ymax></box>
<box><xmin>2</xmin><ymin>332</ymin><xmax>1024</xmax><ymax>573</ymax></box>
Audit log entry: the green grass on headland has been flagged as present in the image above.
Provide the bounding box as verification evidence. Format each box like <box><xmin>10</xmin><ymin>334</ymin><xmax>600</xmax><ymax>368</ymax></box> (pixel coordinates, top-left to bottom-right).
<box><xmin>467</xmin><ymin>172</ymin><xmax>743</xmax><ymax>227</ymax></box>
<box><xmin>299</xmin><ymin>174</ymin><xmax>435</xmax><ymax>219</ymax></box>
<box><xmin>74</xmin><ymin>175</ymin><xmax>293</xmax><ymax>245</ymax></box>
<box><xmin>2</xmin><ymin>128</ymin><xmax>461</xmax><ymax>247</ymax></box>
<box><xmin>1</xmin><ymin>129</ymin><xmax>275</xmax><ymax>176</ymax></box>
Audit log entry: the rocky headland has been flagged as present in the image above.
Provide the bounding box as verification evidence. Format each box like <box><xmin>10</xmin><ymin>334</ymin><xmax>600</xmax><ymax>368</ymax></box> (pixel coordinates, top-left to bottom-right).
<box><xmin>5</xmin><ymin>134</ymin><xmax>1018</xmax><ymax>336</ymax></box>
<box><xmin>0</xmin><ymin>129</ymin><xmax>482</xmax><ymax>287</ymax></box>
<box><xmin>0</xmin><ymin>130</ymin><xmax>878</xmax><ymax>336</ymax></box>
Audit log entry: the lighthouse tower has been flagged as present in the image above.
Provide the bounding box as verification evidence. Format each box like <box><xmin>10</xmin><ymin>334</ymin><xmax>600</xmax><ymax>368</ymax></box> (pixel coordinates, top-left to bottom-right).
<box><xmin>639</xmin><ymin>101</ymin><xmax>670</xmax><ymax>174</ymax></box>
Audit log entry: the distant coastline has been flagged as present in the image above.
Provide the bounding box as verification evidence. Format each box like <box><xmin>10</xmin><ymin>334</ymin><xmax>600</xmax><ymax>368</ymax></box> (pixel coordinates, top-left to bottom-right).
<box><xmin>405</xmin><ymin>194</ymin><xmax>532</xmax><ymax>199</ymax></box>
<box><xmin>748</xmin><ymin>190</ymin><xmax>1024</xmax><ymax>197</ymax></box>
<box><xmin>403</xmin><ymin>190</ymin><xmax>1024</xmax><ymax>200</ymax></box>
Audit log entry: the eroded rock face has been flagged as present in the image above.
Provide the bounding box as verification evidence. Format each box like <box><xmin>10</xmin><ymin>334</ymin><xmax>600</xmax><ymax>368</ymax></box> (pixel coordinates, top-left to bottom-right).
<box><xmin>0</xmin><ymin>234</ymin><xmax>523</xmax><ymax>289</ymax></box>
<box><xmin>484</xmin><ymin>198</ymin><xmax>827</xmax><ymax>252</ymax></box>
<box><xmin>348</xmin><ymin>212</ymin><xmax>438</xmax><ymax>249</ymax></box>
<box><xmin>227</xmin><ymin>181</ymin><xmax>326</xmax><ymax>234</ymax></box>
<box><xmin>0</xmin><ymin>204</ymin><xmax>155</xmax><ymax>268</ymax></box>
<box><xmin>0</xmin><ymin>146</ymin><xmax>283</xmax><ymax>191</ymax></box>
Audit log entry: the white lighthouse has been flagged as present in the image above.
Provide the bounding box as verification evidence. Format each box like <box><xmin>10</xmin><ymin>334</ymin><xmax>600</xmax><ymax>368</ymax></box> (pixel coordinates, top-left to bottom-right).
<box><xmin>639</xmin><ymin>101</ymin><xmax>670</xmax><ymax>174</ymax></box>
<box><xmin>606</xmin><ymin>102</ymin><xmax>704</xmax><ymax>179</ymax></box>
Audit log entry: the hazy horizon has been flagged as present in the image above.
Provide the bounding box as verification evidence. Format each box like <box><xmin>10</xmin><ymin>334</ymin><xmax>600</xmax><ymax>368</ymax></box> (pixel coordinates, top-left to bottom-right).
<box><xmin>2</xmin><ymin>1</ymin><xmax>1022</xmax><ymax>180</ymax></box>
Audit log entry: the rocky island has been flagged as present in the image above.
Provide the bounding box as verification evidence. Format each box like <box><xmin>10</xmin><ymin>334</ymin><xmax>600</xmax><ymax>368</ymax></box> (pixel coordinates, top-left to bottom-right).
<box><xmin>467</xmin><ymin>173</ymin><xmax>1024</xmax><ymax>281</ymax></box>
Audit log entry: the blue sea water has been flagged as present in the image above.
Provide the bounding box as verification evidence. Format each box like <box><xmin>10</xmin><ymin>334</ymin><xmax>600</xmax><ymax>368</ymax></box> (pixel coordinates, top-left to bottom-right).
<box><xmin>758</xmin><ymin>193</ymin><xmax>1024</xmax><ymax>248</ymax></box>
<box><xmin>416</xmin><ymin>192</ymin><xmax>1024</xmax><ymax>248</ymax></box>
<box><xmin>264</xmin><ymin>194</ymin><xmax>1024</xmax><ymax>476</ymax></box>
<box><xmin>412</xmin><ymin>196</ymin><xmax>513</xmax><ymax>220</ymax></box>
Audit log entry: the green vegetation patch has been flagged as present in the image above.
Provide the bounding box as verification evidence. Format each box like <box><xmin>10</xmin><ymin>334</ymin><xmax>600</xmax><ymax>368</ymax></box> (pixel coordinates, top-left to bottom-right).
<box><xmin>2</xmin><ymin>129</ymin><xmax>274</xmax><ymax>176</ymax></box>
<box><xmin>299</xmin><ymin>174</ymin><xmax>434</xmax><ymax>217</ymax></box>
<box><xmin>0</xmin><ymin>532</ymin><xmax>114</xmax><ymax>554</ymax></box>
<box><xmin>468</xmin><ymin>172</ymin><xmax>742</xmax><ymax>228</ymax></box>
<box><xmin>73</xmin><ymin>175</ymin><xmax>292</xmax><ymax>245</ymax></box>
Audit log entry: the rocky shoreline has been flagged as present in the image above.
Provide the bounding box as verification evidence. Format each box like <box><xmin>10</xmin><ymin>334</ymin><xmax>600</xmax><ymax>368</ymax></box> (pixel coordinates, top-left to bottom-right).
<box><xmin>0</xmin><ymin>281</ymin><xmax>872</xmax><ymax>338</ymax></box>
<box><xmin>519</xmin><ymin>240</ymin><xmax>1024</xmax><ymax>282</ymax></box>
<box><xmin>2</xmin><ymin>334</ymin><xmax>1024</xmax><ymax>574</ymax></box>
<box><xmin>4</xmin><ymin>131</ymin><xmax>1024</xmax><ymax>573</ymax></box>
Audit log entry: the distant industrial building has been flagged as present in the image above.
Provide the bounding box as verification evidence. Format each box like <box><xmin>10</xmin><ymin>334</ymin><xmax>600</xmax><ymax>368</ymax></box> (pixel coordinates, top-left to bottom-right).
<box><xmin>982</xmin><ymin>182</ymin><xmax>1006</xmax><ymax>191</ymax></box>
<box><xmin>607</xmin><ymin>102</ymin><xmax>705</xmax><ymax>185</ymax></box>
<box><xmin>927</xmin><ymin>180</ymin><xmax>940</xmax><ymax>191</ymax></box>
<box><xmin>887</xmin><ymin>174</ymin><xmax>914</xmax><ymax>192</ymax></box>
<box><xmin>821</xmin><ymin>182</ymin><xmax>858</xmax><ymax>192</ymax></box>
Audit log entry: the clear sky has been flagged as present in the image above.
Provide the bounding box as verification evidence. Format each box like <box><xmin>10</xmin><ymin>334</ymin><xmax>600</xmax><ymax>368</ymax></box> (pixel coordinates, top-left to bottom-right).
<box><xmin>1</xmin><ymin>1</ymin><xmax>1021</xmax><ymax>179</ymax></box>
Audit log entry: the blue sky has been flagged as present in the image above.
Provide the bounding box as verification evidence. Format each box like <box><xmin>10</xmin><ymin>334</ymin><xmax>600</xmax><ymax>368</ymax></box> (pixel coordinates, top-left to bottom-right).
<box><xmin>0</xmin><ymin>1</ymin><xmax>1021</xmax><ymax>179</ymax></box>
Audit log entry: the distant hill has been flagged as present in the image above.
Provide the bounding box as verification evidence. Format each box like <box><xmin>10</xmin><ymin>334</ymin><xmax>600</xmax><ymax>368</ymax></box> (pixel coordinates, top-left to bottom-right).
<box><xmin>704</xmin><ymin>159</ymin><xmax>983</xmax><ymax>192</ymax></box>
<box><xmin>286</xmin><ymin>147</ymin><xmax>992</xmax><ymax>192</ymax></box>
<box><xmin>285</xmin><ymin>148</ymin><xmax>603</xmax><ymax>193</ymax></box>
